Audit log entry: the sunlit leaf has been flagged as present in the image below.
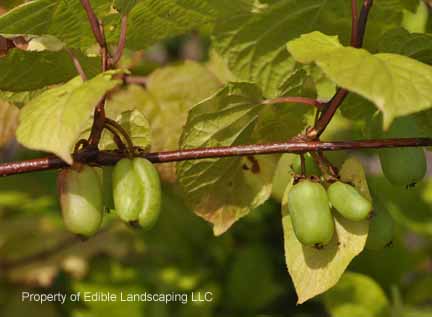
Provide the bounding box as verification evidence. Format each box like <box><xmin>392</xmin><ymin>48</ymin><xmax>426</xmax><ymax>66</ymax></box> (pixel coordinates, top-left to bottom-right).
<box><xmin>0</xmin><ymin>50</ymin><xmax>100</xmax><ymax>91</ymax></box>
<box><xmin>177</xmin><ymin>82</ymin><xmax>275</xmax><ymax>235</ymax></box>
<box><xmin>16</xmin><ymin>72</ymin><xmax>120</xmax><ymax>163</ymax></box>
<box><xmin>282</xmin><ymin>157</ymin><xmax>369</xmax><ymax>303</ymax></box>
<box><xmin>288</xmin><ymin>31</ymin><xmax>432</xmax><ymax>128</ymax></box>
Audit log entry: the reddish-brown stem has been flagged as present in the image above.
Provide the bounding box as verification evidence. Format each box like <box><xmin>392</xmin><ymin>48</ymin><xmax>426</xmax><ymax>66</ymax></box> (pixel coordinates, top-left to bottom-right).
<box><xmin>111</xmin><ymin>15</ymin><xmax>128</xmax><ymax>66</ymax></box>
<box><xmin>307</xmin><ymin>0</ymin><xmax>373</xmax><ymax>139</ymax></box>
<box><xmin>65</xmin><ymin>48</ymin><xmax>87</xmax><ymax>81</ymax></box>
<box><xmin>105</xmin><ymin>118</ymin><xmax>134</xmax><ymax>152</ymax></box>
<box><xmin>104</xmin><ymin>124</ymin><xmax>127</xmax><ymax>150</ymax></box>
<box><xmin>123</xmin><ymin>75</ymin><xmax>148</xmax><ymax>86</ymax></box>
<box><xmin>351</xmin><ymin>0</ymin><xmax>359</xmax><ymax>47</ymax></box>
<box><xmin>79</xmin><ymin>0</ymin><xmax>111</xmax><ymax>148</ymax></box>
<box><xmin>310</xmin><ymin>152</ymin><xmax>331</xmax><ymax>179</ymax></box>
<box><xmin>99</xmin><ymin>20</ymin><xmax>109</xmax><ymax>71</ymax></box>
<box><xmin>357</xmin><ymin>0</ymin><xmax>373</xmax><ymax>48</ymax></box>
<box><xmin>308</xmin><ymin>89</ymin><xmax>349</xmax><ymax>139</ymax></box>
<box><xmin>318</xmin><ymin>151</ymin><xmax>339</xmax><ymax>177</ymax></box>
<box><xmin>1</xmin><ymin>138</ymin><xmax>431</xmax><ymax>177</ymax></box>
<box><xmin>263</xmin><ymin>97</ymin><xmax>323</xmax><ymax>109</ymax></box>
<box><xmin>300</xmin><ymin>154</ymin><xmax>306</xmax><ymax>176</ymax></box>
<box><xmin>88</xmin><ymin>96</ymin><xmax>107</xmax><ymax>146</ymax></box>
<box><xmin>79</xmin><ymin>0</ymin><xmax>105</xmax><ymax>47</ymax></box>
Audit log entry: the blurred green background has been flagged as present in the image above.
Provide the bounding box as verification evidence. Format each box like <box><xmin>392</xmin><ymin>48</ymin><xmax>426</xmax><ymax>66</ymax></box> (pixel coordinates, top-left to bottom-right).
<box><xmin>1</xmin><ymin>136</ymin><xmax>432</xmax><ymax>317</ymax></box>
<box><xmin>1</xmin><ymin>1</ymin><xmax>432</xmax><ymax>316</ymax></box>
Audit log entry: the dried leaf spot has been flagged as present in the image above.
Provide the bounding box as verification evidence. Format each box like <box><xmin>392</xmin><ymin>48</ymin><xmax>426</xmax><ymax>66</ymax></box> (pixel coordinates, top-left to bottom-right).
<box><xmin>246</xmin><ymin>155</ymin><xmax>260</xmax><ymax>174</ymax></box>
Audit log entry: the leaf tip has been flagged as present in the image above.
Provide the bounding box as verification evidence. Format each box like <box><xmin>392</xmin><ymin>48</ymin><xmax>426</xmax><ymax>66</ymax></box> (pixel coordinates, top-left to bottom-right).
<box><xmin>382</xmin><ymin>113</ymin><xmax>394</xmax><ymax>131</ymax></box>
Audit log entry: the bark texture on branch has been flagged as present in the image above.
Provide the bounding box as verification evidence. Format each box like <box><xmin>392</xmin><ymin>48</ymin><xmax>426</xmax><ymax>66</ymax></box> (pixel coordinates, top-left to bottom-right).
<box><xmin>1</xmin><ymin>138</ymin><xmax>431</xmax><ymax>177</ymax></box>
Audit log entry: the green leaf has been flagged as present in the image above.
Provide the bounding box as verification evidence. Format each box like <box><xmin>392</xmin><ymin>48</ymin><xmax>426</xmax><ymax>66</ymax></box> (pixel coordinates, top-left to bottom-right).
<box><xmin>206</xmin><ymin>50</ymin><xmax>237</xmax><ymax>84</ymax></box>
<box><xmin>205</xmin><ymin>0</ymin><xmax>257</xmax><ymax>17</ymax></box>
<box><xmin>323</xmin><ymin>272</ymin><xmax>390</xmax><ymax>317</ymax></box>
<box><xmin>16</xmin><ymin>72</ymin><xmax>120</xmax><ymax>164</ymax></box>
<box><xmin>79</xmin><ymin>101</ymin><xmax>152</xmax><ymax>152</ymax></box>
<box><xmin>282</xmin><ymin>157</ymin><xmax>369</xmax><ymax>304</ymax></box>
<box><xmin>0</xmin><ymin>100</ymin><xmax>19</xmax><ymax>147</ymax></box>
<box><xmin>415</xmin><ymin>109</ymin><xmax>432</xmax><ymax>140</ymax></box>
<box><xmin>288</xmin><ymin>31</ymin><xmax>432</xmax><ymax>128</ymax></box>
<box><xmin>402</xmin><ymin>0</ymin><xmax>429</xmax><ymax>33</ymax></box>
<box><xmin>271</xmin><ymin>153</ymin><xmax>295</xmax><ymax>202</ymax></box>
<box><xmin>378</xmin><ymin>28</ymin><xmax>432</xmax><ymax>65</ymax></box>
<box><xmin>359</xmin><ymin>0</ymin><xmax>415</xmax><ymax>48</ymax></box>
<box><xmin>0</xmin><ymin>34</ymin><xmax>65</xmax><ymax>52</ymax></box>
<box><xmin>177</xmin><ymin>82</ymin><xmax>275</xmax><ymax>235</ymax></box>
<box><xmin>340</xmin><ymin>94</ymin><xmax>382</xmax><ymax>138</ymax></box>
<box><xmin>76</xmin><ymin>61</ymin><xmax>222</xmax><ymax>181</ymax></box>
<box><xmin>368</xmin><ymin>176</ymin><xmax>432</xmax><ymax>236</ymax></box>
<box><xmin>0</xmin><ymin>0</ymin><xmax>112</xmax><ymax>49</ymax></box>
<box><xmin>400</xmin><ymin>0</ymin><xmax>423</xmax><ymax>12</ymax></box>
<box><xmin>123</xmin><ymin>0</ymin><xmax>216</xmax><ymax>50</ymax></box>
<box><xmin>287</xmin><ymin>32</ymin><xmax>343</xmax><ymax>63</ymax></box>
<box><xmin>212</xmin><ymin>0</ymin><xmax>351</xmax><ymax>98</ymax></box>
<box><xmin>253</xmin><ymin>101</ymin><xmax>312</xmax><ymax>143</ymax></box>
<box><xmin>0</xmin><ymin>1</ymin><xmax>27</xmax><ymax>11</ymax></box>
<box><xmin>106</xmin><ymin>61</ymin><xmax>222</xmax><ymax>181</ymax></box>
<box><xmin>99</xmin><ymin>109</ymin><xmax>151</xmax><ymax>150</ymax></box>
<box><xmin>212</xmin><ymin>0</ymin><xmax>406</xmax><ymax>97</ymax></box>
<box><xmin>0</xmin><ymin>50</ymin><xmax>100</xmax><ymax>91</ymax></box>
<box><xmin>0</xmin><ymin>89</ymin><xmax>45</xmax><ymax>108</ymax></box>
<box><xmin>253</xmin><ymin>67</ymin><xmax>320</xmax><ymax>143</ymax></box>
<box><xmin>113</xmin><ymin>0</ymin><xmax>137</xmax><ymax>15</ymax></box>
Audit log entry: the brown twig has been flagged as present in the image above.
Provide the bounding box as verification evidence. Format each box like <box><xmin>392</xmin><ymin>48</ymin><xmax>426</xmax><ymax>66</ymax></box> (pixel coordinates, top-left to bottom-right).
<box><xmin>105</xmin><ymin>118</ymin><xmax>134</xmax><ymax>152</ymax></box>
<box><xmin>307</xmin><ymin>89</ymin><xmax>349</xmax><ymax>139</ymax></box>
<box><xmin>351</xmin><ymin>0</ymin><xmax>359</xmax><ymax>47</ymax></box>
<box><xmin>111</xmin><ymin>15</ymin><xmax>128</xmax><ymax>66</ymax></box>
<box><xmin>263</xmin><ymin>97</ymin><xmax>323</xmax><ymax>109</ymax></box>
<box><xmin>103</xmin><ymin>124</ymin><xmax>127</xmax><ymax>150</ymax></box>
<box><xmin>318</xmin><ymin>151</ymin><xmax>339</xmax><ymax>177</ymax></box>
<box><xmin>65</xmin><ymin>48</ymin><xmax>88</xmax><ymax>81</ymax></box>
<box><xmin>300</xmin><ymin>154</ymin><xmax>306</xmax><ymax>176</ymax></box>
<box><xmin>80</xmin><ymin>0</ymin><xmax>112</xmax><ymax>147</ymax></box>
<box><xmin>87</xmin><ymin>96</ymin><xmax>107</xmax><ymax>146</ymax></box>
<box><xmin>99</xmin><ymin>20</ymin><xmax>109</xmax><ymax>71</ymax></box>
<box><xmin>310</xmin><ymin>151</ymin><xmax>332</xmax><ymax>180</ymax></box>
<box><xmin>307</xmin><ymin>0</ymin><xmax>373</xmax><ymax>139</ymax></box>
<box><xmin>79</xmin><ymin>0</ymin><xmax>105</xmax><ymax>47</ymax></box>
<box><xmin>1</xmin><ymin>138</ymin><xmax>431</xmax><ymax>177</ymax></box>
<box><xmin>357</xmin><ymin>0</ymin><xmax>374</xmax><ymax>48</ymax></box>
<box><xmin>123</xmin><ymin>75</ymin><xmax>148</xmax><ymax>86</ymax></box>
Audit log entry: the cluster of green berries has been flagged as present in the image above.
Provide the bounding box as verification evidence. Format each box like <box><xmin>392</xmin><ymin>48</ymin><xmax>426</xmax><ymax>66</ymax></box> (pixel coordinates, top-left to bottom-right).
<box><xmin>58</xmin><ymin>158</ymin><xmax>161</xmax><ymax>237</ymax></box>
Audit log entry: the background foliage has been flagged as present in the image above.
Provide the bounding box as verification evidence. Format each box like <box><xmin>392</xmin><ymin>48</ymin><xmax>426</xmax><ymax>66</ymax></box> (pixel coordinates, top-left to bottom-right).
<box><xmin>1</xmin><ymin>0</ymin><xmax>432</xmax><ymax>316</ymax></box>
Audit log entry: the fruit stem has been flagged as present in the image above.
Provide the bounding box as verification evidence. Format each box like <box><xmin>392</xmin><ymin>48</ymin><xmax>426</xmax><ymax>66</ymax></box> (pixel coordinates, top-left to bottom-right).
<box><xmin>300</xmin><ymin>154</ymin><xmax>306</xmax><ymax>177</ymax></box>
<box><xmin>104</xmin><ymin>118</ymin><xmax>135</xmax><ymax>155</ymax></box>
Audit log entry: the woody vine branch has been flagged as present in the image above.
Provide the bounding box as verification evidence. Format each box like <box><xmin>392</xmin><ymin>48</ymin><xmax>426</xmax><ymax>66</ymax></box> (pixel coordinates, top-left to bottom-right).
<box><xmin>1</xmin><ymin>0</ymin><xmax>430</xmax><ymax>179</ymax></box>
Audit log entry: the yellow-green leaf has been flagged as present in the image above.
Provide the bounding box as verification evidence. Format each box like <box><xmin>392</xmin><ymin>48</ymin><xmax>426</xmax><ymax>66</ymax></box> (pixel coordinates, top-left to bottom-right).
<box><xmin>16</xmin><ymin>72</ymin><xmax>120</xmax><ymax>164</ymax></box>
<box><xmin>177</xmin><ymin>83</ymin><xmax>275</xmax><ymax>235</ymax></box>
<box><xmin>0</xmin><ymin>100</ymin><xmax>19</xmax><ymax>147</ymax></box>
<box><xmin>282</xmin><ymin>157</ymin><xmax>369</xmax><ymax>303</ymax></box>
<box><xmin>288</xmin><ymin>31</ymin><xmax>432</xmax><ymax>128</ymax></box>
